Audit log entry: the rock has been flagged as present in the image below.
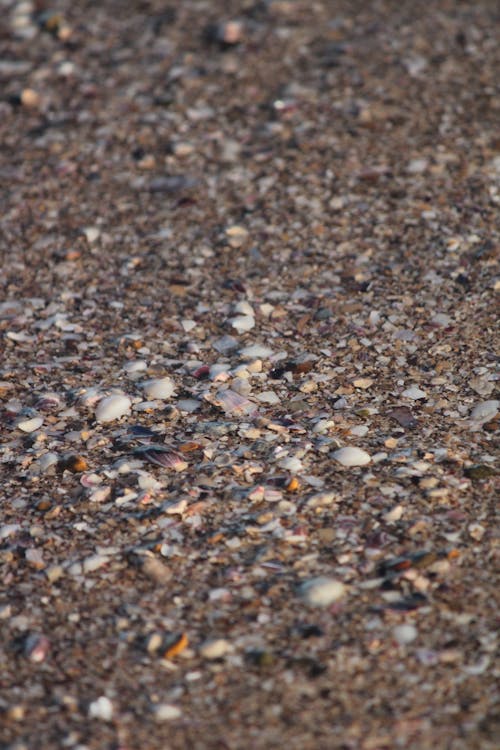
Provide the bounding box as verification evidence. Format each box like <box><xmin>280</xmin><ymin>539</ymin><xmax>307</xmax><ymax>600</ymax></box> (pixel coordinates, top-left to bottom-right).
<box><xmin>393</xmin><ymin>624</ymin><xmax>418</xmax><ymax>645</ymax></box>
<box><xmin>95</xmin><ymin>394</ymin><xmax>131</xmax><ymax>423</ymax></box>
<box><xmin>332</xmin><ymin>447</ymin><xmax>371</xmax><ymax>467</ymax></box>
<box><xmin>199</xmin><ymin>638</ymin><xmax>233</xmax><ymax>660</ymax></box>
<box><xmin>142</xmin><ymin>377</ymin><xmax>175</xmax><ymax>399</ymax></box>
<box><xmin>470</xmin><ymin>400</ymin><xmax>499</xmax><ymax>422</ymax></box>
<box><xmin>299</xmin><ymin>577</ymin><xmax>346</xmax><ymax>607</ymax></box>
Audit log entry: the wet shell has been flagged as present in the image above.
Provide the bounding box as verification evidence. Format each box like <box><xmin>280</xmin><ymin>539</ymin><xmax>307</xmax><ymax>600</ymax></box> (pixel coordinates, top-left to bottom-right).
<box><xmin>135</xmin><ymin>445</ymin><xmax>188</xmax><ymax>471</ymax></box>
<box><xmin>95</xmin><ymin>395</ymin><xmax>131</xmax><ymax>423</ymax></box>
<box><xmin>333</xmin><ymin>446</ymin><xmax>371</xmax><ymax>467</ymax></box>
<box><xmin>142</xmin><ymin>377</ymin><xmax>175</xmax><ymax>400</ymax></box>
<box><xmin>205</xmin><ymin>389</ymin><xmax>256</xmax><ymax>416</ymax></box>
<box><xmin>299</xmin><ymin>577</ymin><xmax>346</xmax><ymax>607</ymax></box>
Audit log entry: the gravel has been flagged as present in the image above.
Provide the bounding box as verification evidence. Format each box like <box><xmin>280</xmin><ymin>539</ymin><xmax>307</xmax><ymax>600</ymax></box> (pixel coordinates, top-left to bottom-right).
<box><xmin>1</xmin><ymin>1</ymin><xmax>498</xmax><ymax>749</ymax></box>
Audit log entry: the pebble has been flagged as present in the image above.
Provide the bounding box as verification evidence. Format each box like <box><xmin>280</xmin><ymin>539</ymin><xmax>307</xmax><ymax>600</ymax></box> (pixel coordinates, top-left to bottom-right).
<box><xmin>82</xmin><ymin>554</ymin><xmax>110</xmax><ymax>573</ymax></box>
<box><xmin>153</xmin><ymin>704</ymin><xmax>182</xmax><ymax>722</ymax></box>
<box><xmin>299</xmin><ymin>577</ymin><xmax>346</xmax><ymax>607</ymax></box>
<box><xmin>332</xmin><ymin>446</ymin><xmax>371</xmax><ymax>467</ymax></box>
<box><xmin>470</xmin><ymin>400</ymin><xmax>499</xmax><ymax>422</ymax></box>
<box><xmin>393</xmin><ymin>624</ymin><xmax>418</xmax><ymax>645</ymax></box>
<box><xmin>199</xmin><ymin>638</ymin><xmax>233</xmax><ymax>660</ymax></box>
<box><xmin>257</xmin><ymin>390</ymin><xmax>280</xmax><ymax>404</ymax></box>
<box><xmin>240</xmin><ymin>344</ymin><xmax>273</xmax><ymax>359</ymax></box>
<box><xmin>229</xmin><ymin>315</ymin><xmax>255</xmax><ymax>333</ymax></box>
<box><xmin>142</xmin><ymin>377</ymin><xmax>175</xmax><ymax>400</ymax></box>
<box><xmin>88</xmin><ymin>696</ymin><xmax>114</xmax><ymax>721</ymax></box>
<box><xmin>402</xmin><ymin>386</ymin><xmax>427</xmax><ymax>400</ymax></box>
<box><xmin>95</xmin><ymin>395</ymin><xmax>131</xmax><ymax>423</ymax></box>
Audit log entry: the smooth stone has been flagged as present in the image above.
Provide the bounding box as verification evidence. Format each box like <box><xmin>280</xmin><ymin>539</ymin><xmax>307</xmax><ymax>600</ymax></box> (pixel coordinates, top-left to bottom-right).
<box><xmin>402</xmin><ymin>386</ymin><xmax>427</xmax><ymax>400</ymax></box>
<box><xmin>300</xmin><ymin>577</ymin><xmax>346</xmax><ymax>607</ymax></box>
<box><xmin>199</xmin><ymin>638</ymin><xmax>233</xmax><ymax>660</ymax></box>
<box><xmin>470</xmin><ymin>400</ymin><xmax>499</xmax><ymax>421</ymax></box>
<box><xmin>88</xmin><ymin>696</ymin><xmax>113</xmax><ymax>721</ymax></box>
<box><xmin>153</xmin><ymin>704</ymin><xmax>182</xmax><ymax>721</ymax></box>
<box><xmin>142</xmin><ymin>377</ymin><xmax>175</xmax><ymax>400</ymax></box>
<box><xmin>393</xmin><ymin>624</ymin><xmax>418</xmax><ymax>645</ymax></box>
<box><xmin>333</xmin><ymin>446</ymin><xmax>371</xmax><ymax>467</ymax></box>
<box><xmin>95</xmin><ymin>395</ymin><xmax>131</xmax><ymax>423</ymax></box>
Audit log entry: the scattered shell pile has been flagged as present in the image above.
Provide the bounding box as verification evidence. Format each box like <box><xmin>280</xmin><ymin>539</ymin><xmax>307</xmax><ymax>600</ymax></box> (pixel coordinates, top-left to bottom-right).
<box><xmin>0</xmin><ymin>1</ymin><xmax>498</xmax><ymax>749</ymax></box>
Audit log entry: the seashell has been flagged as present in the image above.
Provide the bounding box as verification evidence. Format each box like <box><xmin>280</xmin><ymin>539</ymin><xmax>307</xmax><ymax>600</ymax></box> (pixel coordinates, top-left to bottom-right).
<box><xmin>205</xmin><ymin>388</ymin><xmax>256</xmax><ymax>416</ymax></box>
<box><xmin>24</xmin><ymin>633</ymin><xmax>50</xmax><ymax>663</ymax></box>
<box><xmin>239</xmin><ymin>343</ymin><xmax>273</xmax><ymax>359</ymax></box>
<box><xmin>332</xmin><ymin>446</ymin><xmax>371</xmax><ymax>467</ymax></box>
<box><xmin>229</xmin><ymin>315</ymin><xmax>255</xmax><ymax>333</ymax></box>
<box><xmin>135</xmin><ymin>445</ymin><xmax>188</xmax><ymax>471</ymax></box>
<box><xmin>95</xmin><ymin>394</ymin><xmax>131</xmax><ymax>423</ymax></box>
<box><xmin>16</xmin><ymin>416</ymin><xmax>43</xmax><ymax>432</ymax></box>
<box><xmin>35</xmin><ymin>393</ymin><xmax>63</xmax><ymax>412</ymax></box>
<box><xmin>402</xmin><ymin>386</ymin><xmax>427</xmax><ymax>400</ymax></box>
<box><xmin>141</xmin><ymin>377</ymin><xmax>175</xmax><ymax>400</ymax></box>
<box><xmin>470</xmin><ymin>400</ymin><xmax>499</xmax><ymax>422</ymax></box>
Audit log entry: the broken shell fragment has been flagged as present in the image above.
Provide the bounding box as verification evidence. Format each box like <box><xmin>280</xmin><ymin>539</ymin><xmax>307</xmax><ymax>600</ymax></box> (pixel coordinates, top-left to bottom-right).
<box><xmin>95</xmin><ymin>394</ymin><xmax>131</xmax><ymax>423</ymax></box>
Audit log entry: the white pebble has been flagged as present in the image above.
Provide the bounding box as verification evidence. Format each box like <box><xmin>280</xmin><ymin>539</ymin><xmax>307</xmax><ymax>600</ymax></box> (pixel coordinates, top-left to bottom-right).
<box><xmin>88</xmin><ymin>696</ymin><xmax>113</xmax><ymax>721</ymax></box>
<box><xmin>402</xmin><ymin>386</ymin><xmax>427</xmax><ymax>400</ymax></box>
<box><xmin>199</xmin><ymin>638</ymin><xmax>233</xmax><ymax>660</ymax></box>
<box><xmin>300</xmin><ymin>577</ymin><xmax>346</xmax><ymax>607</ymax></box>
<box><xmin>393</xmin><ymin>624</ymin><xmax>418</xmax><ymax>645</ymax></box>
<box><xmin>257</xmin><ymin>390</ymin><xmax>280</xmax><ymax>404</ymax></box>
<box><xmin>142</xmin><ymin>377</ymin><xmax>175</xmax><ymax>400</ymax></box>
<box><xmin>470</xmin><ymin>400</ymin><xmax>499</xmax><ymax>422</ymax></box>
<box><xmin>83</xmin><ymin>226</ymin><xmax>100</xmax><ymax>243</ymax></box>
<box><xmin>153</xmin><ymin>704</ymin><xmax>182</xmax><ymax>722</ymax></box>
<box><xmin>82</xmin><ymin>554</ymin><xmax>110</xmax><ymax>573</ymax></box>
<box><xmin>229</xmin><ymin>315</ymin><xmax>255</xmax><ymax>333</ymax></box>
<box><xmin>333</xmin><ymin>446</ymin><xmax>371</xmax><ymax>467</ymax></box>
<box><xmin>17</xmin><ymin>416</ymin><xmax>43</xmax><ymax>433</ymax></box>
<box><xmin>95</xmin><ymin>394</ymin><xmax>131</xmax><ymax>423</ymax></box>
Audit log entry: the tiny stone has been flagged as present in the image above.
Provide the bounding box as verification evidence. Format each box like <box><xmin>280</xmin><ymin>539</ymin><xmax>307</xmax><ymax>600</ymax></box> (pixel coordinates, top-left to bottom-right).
<box><xmin>393</xmin><ymin>624</ymin><xmax>418</xmax><ymax>645</ymax></box>
<box><xmin>199</xmin><ymin>638</ymin><xmax>233</xmax><ymax>660</ymax></box>
<box><xmin>332</xmin><ymin>446</ymin><xmax>371</xmax><ymax>467</ymax></box>
<box><xmin>153</xmin><ymin>703</ymin><xmax>182</xmax><ymax>721</ymax></box>
<box><xmin>88</xmin><ymin>696</ymin><xmax>113</xmax><ymax>721</ymax></box>
<box><xmin>95</xmin><ymin>394</ymin><xmax>131</xmax><ymax>423</ymax></box>
<box><xmin>299</xmin><ymin>577</ymin><xmax>346</xmax><ymax>607</ymax></box>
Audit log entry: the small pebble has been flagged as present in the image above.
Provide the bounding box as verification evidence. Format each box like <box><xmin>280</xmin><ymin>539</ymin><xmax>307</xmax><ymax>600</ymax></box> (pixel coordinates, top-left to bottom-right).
<box><xmin>393</xmin><ymin>624</ymin><xmax>418</xmax><ymax>645</ymax></box>
<box><xmin>88</xmin><ymin>696</ymin><xmax>114</xmax><ymax>721</ymax></box>
<box><xmin>332</xmin><ymin>447</ymin><xmax>371</xmax><ymax>467</ymax></box>
<box><xmin>199</xmin><ymin>638</ymin><xmax>233</xmax><ymax>660</ymax></box>
<box><xmin>299</xmin><ymin>577</ymin><xmax>346</xmax><ymax>607</ymax></box>
<box><xmin>153</xmin><ymin>703</ymin><xmax>182</xmax><ymax>722</ymax></box>
<box><xmin>95</xmin><ymin>395</ymin><xmax>131</xmax><ymax>423</ymax></box>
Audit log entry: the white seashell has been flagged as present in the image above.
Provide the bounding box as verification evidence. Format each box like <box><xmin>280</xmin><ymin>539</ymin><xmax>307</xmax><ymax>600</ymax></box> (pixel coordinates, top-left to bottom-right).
<box><xmin>229</xmin><ymin>315</ymin><xmax>255</xmax><ymax>333</ymax></box>
<box><xmin>142</xmin><ymin>377</ymin><xmax>175</xmax><ymax>400</ymax></box>
<box><xmin>470</xmin><ymin>400</ymin><xmax>499</xmax><ymax>421</ymax></box>
<box><xmin>17</xmin><ymin>416</ymin><xmax>43</xmax><ymax>432</ymax></box>
<box><xmin>123</xmin><ymin>359</ymin><xmax>148</xmax><ymax>373</ymax></box>
<box><xmin>153</xmin><ymin>704</ymin><xmax>182</xmax><ymax>722</ymax></box>
<box><xmin>279</xmin><ymin>456</ymin><xmax>303</xmax><ymax>473</ymax></box>
<box><xmin>233</xmin><ymin>301</ymin><xmax>254</xmax><ymax>316</ymax></box>
<box><xmin>82</xmin><ymin>554</ymin><xmax>110</xmax><ymax>573</ymax></box>
<box><xmin>299</xmin><ymin>577</ymin><xmax>346</xmax><ymax>607</ymax></box>
<box><xmin>95</xmin><ymin>395</ymin><xmax>131</xmax><ymax>423</ymax></box>
<box><xmin>88</xmin><ymin>696</ymin><xmax>113</xmax><ymax>721</ymax></box>
<box><xmin>333</xmin><ymin>446</ymin><xmax>371</xmax><ymax>467</ymax></box>
<box><xmin>402</xmin><ymin>386</ymin><xmax>427</xmax><ymax>400</ymax></box>
<box><xmin>239</xmin><ymin>343</ymin><xmax>273</xmax><ymax>359</ymax></box>
<box><xmin>205</xmin><ymin>389</ymin><xmax>255</xmax><ymax>416</ymax></box>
